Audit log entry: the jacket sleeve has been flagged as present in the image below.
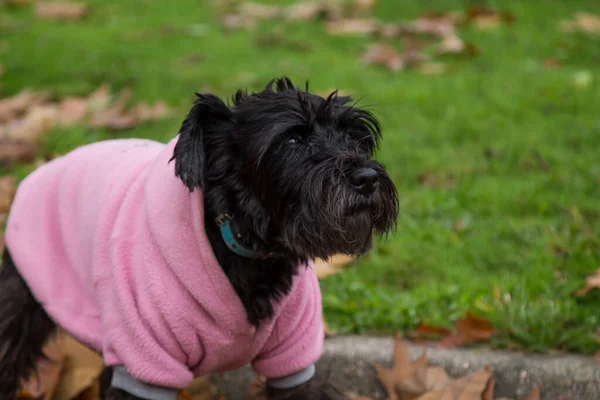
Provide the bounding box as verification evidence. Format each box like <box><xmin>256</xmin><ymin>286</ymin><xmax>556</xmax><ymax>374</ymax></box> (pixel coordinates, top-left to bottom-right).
<box><xmin>251</xmin><ymin>266</ymin><xmax>324</xmax><ymax>379</ymax></box>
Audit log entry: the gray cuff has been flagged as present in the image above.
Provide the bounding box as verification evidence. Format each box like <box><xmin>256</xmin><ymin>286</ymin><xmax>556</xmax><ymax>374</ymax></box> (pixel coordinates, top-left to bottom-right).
<box><xmin>111</xmin><ymin>365</ymin><xmax>179</xmax><ymax>400</ymax></box>
<box><xmin>266</xmin><ymin>364</ymin><xmax>315</xmax><ymax>389</ymax></box>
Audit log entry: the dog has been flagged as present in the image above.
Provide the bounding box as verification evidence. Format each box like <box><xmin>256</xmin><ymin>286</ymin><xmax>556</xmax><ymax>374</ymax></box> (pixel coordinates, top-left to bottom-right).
<box><xmin>0</xmin><ymin>77</ymin><xmax>398</xmax><ymax>400</ymax></box>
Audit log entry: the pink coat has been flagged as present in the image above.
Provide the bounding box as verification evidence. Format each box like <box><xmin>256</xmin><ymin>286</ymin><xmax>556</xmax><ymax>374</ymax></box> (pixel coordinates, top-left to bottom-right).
<box><xmin>5</xmin><ymin>137</ymin><xmax>323</xmax><ymax>388</ymax></box>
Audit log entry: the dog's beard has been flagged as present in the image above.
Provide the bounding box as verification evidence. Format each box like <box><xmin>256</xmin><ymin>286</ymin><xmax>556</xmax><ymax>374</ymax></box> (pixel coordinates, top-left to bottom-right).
<box><xmin>278</xmin><ymin>160</ymin><xmax>398</xmax><ymax>260</ymax></box>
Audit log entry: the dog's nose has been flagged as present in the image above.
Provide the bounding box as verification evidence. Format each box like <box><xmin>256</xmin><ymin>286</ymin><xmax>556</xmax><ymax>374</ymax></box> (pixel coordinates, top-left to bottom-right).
<box><xmin>350</xmin><ymin>167</ymin><xmax>378</xmax><ymax>195</ymax></box>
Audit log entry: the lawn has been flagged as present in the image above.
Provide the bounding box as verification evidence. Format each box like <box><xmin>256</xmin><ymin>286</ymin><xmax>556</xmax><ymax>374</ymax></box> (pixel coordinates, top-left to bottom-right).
<box><xmin>1</xmin><ymin>0</ymin><xmax>599</xmax><ymax>354</ymax></box>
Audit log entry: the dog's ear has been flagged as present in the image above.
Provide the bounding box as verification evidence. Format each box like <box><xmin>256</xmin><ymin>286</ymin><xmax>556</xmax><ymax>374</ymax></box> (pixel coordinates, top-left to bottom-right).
<box><xmin>171</xmin><ymin>93</ymin><xmax>232</xmax><ymax>192</ymax></box>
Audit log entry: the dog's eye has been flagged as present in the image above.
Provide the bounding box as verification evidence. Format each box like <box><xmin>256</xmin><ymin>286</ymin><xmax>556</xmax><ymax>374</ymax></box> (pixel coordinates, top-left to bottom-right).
<box><xmin>286</xmin><ymin>133</ymin><xmax>304</xmax><ymax>145</ymax></box>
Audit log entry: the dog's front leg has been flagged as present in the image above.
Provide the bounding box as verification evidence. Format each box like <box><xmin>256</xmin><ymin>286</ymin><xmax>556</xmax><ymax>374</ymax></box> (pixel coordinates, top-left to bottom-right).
<box><xmin>104</xmin><ymin>386</ymin><xmax>147</xmax><ymax>400</ymax></box>
<box><xmin>266</xmin><ymin>379</ymin><xmax>348</xmax><ymax>400</ymax></box>
<box><xmin>102</xmin><ymin>366</ymin><xmax>180</xmax><ymax>400</ymax></box>
<box><xmin>264</xmin><ymin>366</ymin><xmax>348</xmax><ymax>400</ymax></box>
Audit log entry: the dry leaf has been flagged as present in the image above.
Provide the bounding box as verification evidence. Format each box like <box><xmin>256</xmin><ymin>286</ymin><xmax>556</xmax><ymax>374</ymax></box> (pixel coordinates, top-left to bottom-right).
<box><xmin>56</xmin><ymin>97</ymin><xmax>89</xmax><ymax>126</ymax></box>
<box><xmin>87</xmin><ymin>87</ymin><xmax>170</xmax><ymax>131</ymax></box>
<box><xmin>417</xmin><ymin>62</ymin><xmax>447</xmax><ymax>76</ymax></box>
<box><xmin>524</xmin><ymin>384</ymin><xmax>541</xmax><ymax>400</ymax></box>
<box><xmin>249</xmin><ymin>375</ymin><xmax>266</xmax><ymax>400</ymax></box>
<box><xmin>35</xmin><ymin>2</ymin><xmax>89</xmax><ymax>21</ymax></box>
<box><xmin>347</xmin><ymin>0</ymin><xmax>377</xmax><ymax>17</ymax></box>
<box><xmin>221</xmin><ymin>14</ymin><xmax>257</xmax><ymax>30</ymax></box>
<box><xmin>326</xmin><ymin>18</ymin><xmax>379</xmax><ymax>35</ymax></box>
<box><xmin>374</xmin><ymin>333</ymin><xmax>449</xmax><ymax>400</ymax></box>
<box><xmin>560</xmin><ymin>12</ymin><xmax>600</xmax><ymax>35</ymax></box>
<box><xmin>397</xmin><ymin>366</ymin><xmax>450</xmax><ymax>399</ymax></box>
<box><xmin>52</xmin><ymin>333</ymin><xmax>104</xmax><ymax>400</ymax></box>
<box><xmin>323</xmin><ymin>316</ymin><xmax>334</xmax><ymax>337</ymax></box>
<box><xmin>179</xmin><ymin>377</ymin><xmax>223</xmax><ymax>400</ymax></box>
<box><xmin>410</xmin><ymin>322</ymin><xmax>452</xmax><ymax>339</ymax></box>
<box><xmin>464</xmin><ymin>6</ymin><xmax>515</xmax><ymax>30</ymax></box>
<box><xmin>283</xmin><ymin>2</ymin><xmax>328</xmax><ymax>21</ymax></box>
<box><xmin>0</xmin><ymin>174</ymin><xmax>16</xmax><ymax>214</ymax></box>
<box><xmin>440</xmin><ymin>312</ymin><xmax>495</xmax><ymax>348</ymax></box>
<box><xmin>481</xmin><ymin>376</ymin><xmax>495</xmax><ymax>400</ymax></box>
<box><xmin>0</xmin><ymin>90</ymin><xmax>50</xmax><ymax>123</ymax></box>
<box><xmin>347</xmin><ymin>392</ymin><xmax>375</xmax><ymax>400</ymax></box>
<box><xmin>361</xmin><ymin>43</ymin><xmax>426</xmax><ymax>72</ymax></box>
<box><xmin>238</xmin><ymin>2</ymin><xmax>280</xmax><ymax>20</ymax></box>
<box><xmin>4</xmin><ymin>0</ymin><xmax>31</xmax><ymax>5</ymax></box>
<box><xmin>0</xmin><ymin>139</ymin><xmax>37</xmax><ymax>166</ymax></box>
<box><xmin>18</xmin><ymin>335</ymin><xmax>65</xmax><ymax>400</ymax></box>
<box><xmin>435</xmin><ymin>35</ymin><xmax>477</xmax><ymax>56</ymax></box>
<box><xmin>542</xmin><ymin>58</ymin><xmax>561</xmax><ymax>69</ymax></box>
<box><xmin>407</xmin><ymin>14</ymin><xmax>458</xmax><ymax>37</ymax></box>
<box><xmin>417</xmin><ymin>173</ymin><xmax>456</xmax><ymax>189</ymax></box>
<box><xmin>374</xmin><ymin>333</ymin><xmax>413</xmax><ymax>400</ymax></box>
<box><xmin>574</xmin><ymin>269</ymin><xmax>600</xmax><ymax>296</ymax></box>
<box><xmin>5</xmin><ymin>105</ymin><xmax>58</xmax><ymax>142</ymax></box>
<box><xmin>313</xmin><ymin>254</ymin><xmax>354</xmax><ymax>279</ymax></box>
<box><xmin>414</xmin><ymin>367</ymin><xmax>492</xmax><ymax>400</ymax></box>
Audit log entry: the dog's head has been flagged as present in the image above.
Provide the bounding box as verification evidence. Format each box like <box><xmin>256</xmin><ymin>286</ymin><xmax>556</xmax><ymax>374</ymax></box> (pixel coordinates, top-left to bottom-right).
<box><xmin>172</xmin><ymin>77</ymin><xmax>398</xmax><ymax>260</ymax></box>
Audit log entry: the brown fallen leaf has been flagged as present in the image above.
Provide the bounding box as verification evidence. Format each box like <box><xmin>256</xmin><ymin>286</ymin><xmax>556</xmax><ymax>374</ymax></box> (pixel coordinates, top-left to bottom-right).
<box><xmin>323</xmin><ymin>316</ymin><xmax>334</xmax><ymax>337</ymax></box>
<box><xmin>435</xmin><ymin>34</ymin><xmax>478</xmax><ymax>56</ymax></box>
<box><xmin>18</xmin><ymin>334</ymin><xmax>65</xmax><ymax>400</ymax></box>
<box><xmin>35</xmin><ymin>2</ymin><xmax>89</xmax><ymax>22</ymax></box>
<box><xmin>313</xmin><ymin>253</ymin><xmax>355</xmax><ymax>279</ymax></box>
<box><xmin>374</xmin><ymin>333</ymin><xmax>450</xmax><ymax>400</ymax></box>
<box><xmin>88</xmin><ymin>87</ymin><xmax>169</xmax><ymax>131</ymax></box>
<box><xmin>407</xmin><ymin>13</ymin><xmax>459</xmax><ymax>37</ymax></box>
<box><xmin>560</xmin><ymin>12</ymin><xmax>600</xmax><ymax>35</ymax></box>
<box><xmin>0</xmin><ymin>174</ymin><xmax>16</xmax><ymax>213</ymax></box>
<box><xmin>542</xmin><ymin>58</ymin><xmax>561</xmax><ymax>69</ymax></box>
<box><xmin>4</xmin><ymin>105</ymin><xmax>58</xmax><ymax>142</ymax></box>
<box><xmin>397</xmin><ymin>365</ymin><xmax>450</xmax><ymax>400</ymax></box>
<box><xmin>0</xmin><ymin>139</ymin><xmax>37</xmax><ymax>166</ymax></box>
<box><xmin>56</xmin><ymin>97</ymin><xmax>90</xmax><ymax>126</ymax></box>
<box><xmin>221</xmin><ymin>13</ymin><xmax>257</xmax><ymax>30</ymax></box>
<box><xmin>52</xmin><ymin>332</ymin><xmax>104</xmax><ymax>400</ymax></box>
<box><xmin>481</xmin><ymin>376</ymin><xmax>495</xmax><ymax>400</ymax></box>
<box><xmin>464</xmin><ymin>6</ymin><xmax>515</xmax><ymax>30</ymax></box>
<box><xmin>361</xmin><ymin>43</ymin><xmax>427</xmax><ymax>72</ymax></box>
<box><xmin>414</xmin><ymin>367</ymin><xmax>492</xmax><ymax>400</ymax></box>
<box><xmin>574</xmin><ymin>269</ymin><xmax>600</xmax><ymax>296</ymax></box>
<box><xmin>439</xmin><ymin>312</ymin><xmax>495</xmax><ymax>348</ymax></box>
<box><xmin>3</xmin><ymin>0</ymin><xmax>31</xmax><ymax>5</ymax></box>
<box><xmin>0</xmin><ymin>89</ymin><xmax>50</xmax><ymax>123</ymax></box>
<box><xmin>248</xmin><ymin>375</ymin><xmax>266</xmax><ymax>400</ymax></box>
<box><xmin>238</xmin><ymin>2</ymin><xmax>280</xmax><ymax>20</ymax></box>
<box><xmin>409</xmin><ymin>322</ymin><xmax>452</xmax><ymax>340</ymax></box>
<box><xmin>346</xmin><ymin>0</ymin><xmax>377</xmax><ymax>18</ymax></box>
<box><xmin>283</xmin><ymin>2</ymin><xmax>330</xmax><ymax>21</ymax></box>
<box><xmin>179</xmin><ymin>376</ymin><xmax>223</xmax><ymax>400</ymax></box>
<box><xmin>524</xmin><ymin>384</ymin><xmax>541</xmax><ymax>400</ymax></box>
<box><xmin>326</xmin><ymin>18</ymin><xmax>380</xmax><ymax>35</ymax></box>
<box><xmin>417</xmin><ymin>62</ymin><xmax>447</xmax><ymax>76</ymax></box>
<box><xmin>417</xmin><ymin>172</ymin><xmax>457</xmax><ymax>189</ymax></box>
<box><xmin>347</xmin><ymin>392</ymin><xmax>375</xmax><ymax>400</ymax></box>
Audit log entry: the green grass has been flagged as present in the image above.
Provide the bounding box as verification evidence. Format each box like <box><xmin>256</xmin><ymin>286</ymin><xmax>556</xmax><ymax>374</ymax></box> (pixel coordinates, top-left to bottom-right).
<box><xmin>2</xmin><ymin>0</ymin><xmax>599</xmax><ymax>353</ymax></box>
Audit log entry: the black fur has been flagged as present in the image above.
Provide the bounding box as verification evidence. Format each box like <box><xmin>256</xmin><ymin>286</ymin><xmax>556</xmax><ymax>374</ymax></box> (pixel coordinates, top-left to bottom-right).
<box><xmin>173</xmin><ymin>77</ymin><xmax>398</xmax><ymax>325</ymax></box>
<box><xmin>0</xmin><ymin>77</ymin><xmax>398</xmax><ymax>400</ymax></box>
<box><xmin>0</xmin><ymin>249</ymin><xmax>57</xmax><ymax>399</ymax></box>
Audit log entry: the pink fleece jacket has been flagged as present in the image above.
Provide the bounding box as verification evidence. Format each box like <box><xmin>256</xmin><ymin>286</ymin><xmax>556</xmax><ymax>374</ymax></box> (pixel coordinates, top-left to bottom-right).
<box><xmin>5</xmin><ymin>137</ymin><xmax>323</xmax><ymax>388</ymax></box>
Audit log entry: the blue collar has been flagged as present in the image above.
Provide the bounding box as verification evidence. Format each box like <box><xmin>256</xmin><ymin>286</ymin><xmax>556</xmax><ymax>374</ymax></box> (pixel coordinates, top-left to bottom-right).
<box><xmin>215</xmin><ymin>214</ymin><xmax>282</xmax><ymax>259</ymax></box>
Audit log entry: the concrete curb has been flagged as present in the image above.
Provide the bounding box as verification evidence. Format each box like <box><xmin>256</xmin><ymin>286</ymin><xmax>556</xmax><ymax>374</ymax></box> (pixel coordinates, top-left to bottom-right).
<box><xmin>210</xmin><ymin>335</ymin><xmax>600</xmax><ymax>400</ymax></box>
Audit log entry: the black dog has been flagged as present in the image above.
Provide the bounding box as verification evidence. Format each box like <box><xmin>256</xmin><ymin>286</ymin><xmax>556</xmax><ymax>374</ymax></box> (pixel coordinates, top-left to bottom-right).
<box><xmin>0</xmin><ymin>77</ymin><xmax>398</xmax><ymax>399</ymax></box>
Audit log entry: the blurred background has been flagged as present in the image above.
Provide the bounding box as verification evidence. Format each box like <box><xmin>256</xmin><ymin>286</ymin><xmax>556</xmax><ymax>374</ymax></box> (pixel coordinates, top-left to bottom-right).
<box><xmin>1</xmin><ymin>0</ymin><xmax>599</xmax><ymax>355</ymax></box>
